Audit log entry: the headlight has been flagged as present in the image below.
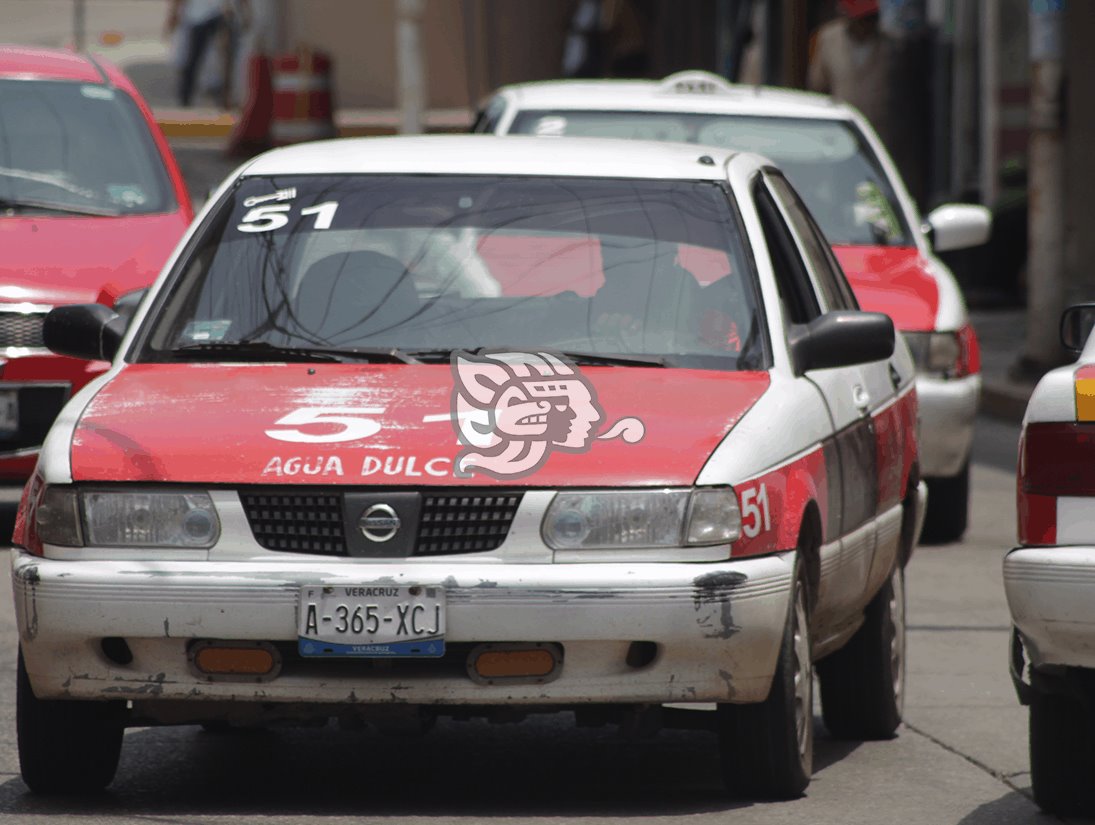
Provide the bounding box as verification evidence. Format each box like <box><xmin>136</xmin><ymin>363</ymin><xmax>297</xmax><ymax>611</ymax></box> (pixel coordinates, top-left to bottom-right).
<box><xmin>542</xmin><ymin>488</ymin><xmax>740</xmax><ymax>550</ymax></box>
<box><xmin>902</xmin><ymin>331</ymin><xmax>960</xmax><ymax>375</ymax></box>
<box><xmin>35</xmin><ymin>487</ymin><xmax>220</xmax><ymax>548</ymax></box>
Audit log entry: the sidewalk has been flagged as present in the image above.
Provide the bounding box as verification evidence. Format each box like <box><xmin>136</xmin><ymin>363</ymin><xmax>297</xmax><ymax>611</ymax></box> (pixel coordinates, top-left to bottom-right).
<box><xmin>970</xmin><ymin>309</ymin><xmax>1039</xmax><ymax>423</ymax></box>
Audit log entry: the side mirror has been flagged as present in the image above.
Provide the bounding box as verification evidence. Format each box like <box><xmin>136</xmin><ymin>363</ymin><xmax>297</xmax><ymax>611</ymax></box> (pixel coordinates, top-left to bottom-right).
<box><xmin>1061</xmin><ymin>303</ymin><xmax>1095</xmax><ymax>352</ymax></box>
<box><xmin>42</xmin><ymin>304</ymin><xmax>127</xmax><ymax>362</ymax></box>
<box><xmin>112</xmin><ymin>287</ymin><xmax>149</xmax><ymax>325</ymax></box>
<box><xmin>924</xmin><ymin>204</ymin><xmax>992</xmax><ymax>252</ymax></box>
<box><xmin>790</xmin><ymin>311</ymin><xmax>895</xmax><ymax>374</ymax></box>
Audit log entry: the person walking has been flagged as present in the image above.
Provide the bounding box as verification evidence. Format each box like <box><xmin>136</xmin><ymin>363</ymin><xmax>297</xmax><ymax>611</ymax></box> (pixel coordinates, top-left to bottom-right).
<box><xmin>166</xmin><ymin>0</ymin><xmax>227</xmax><ymax>107</ymax></box>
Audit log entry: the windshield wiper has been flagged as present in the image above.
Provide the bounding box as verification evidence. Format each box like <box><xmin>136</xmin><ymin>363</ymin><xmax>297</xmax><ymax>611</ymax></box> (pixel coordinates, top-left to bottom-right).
<box><xmin>553</xmin><ymin>350</ymin><xmax>667</xmax><ymax>368</ymax></box>
<box><xmin>0</xmin><ymin>195</ymin><xmax>118</xmax><ymax>217</ymax></box>
<box><xmin>168</xmin><ymin>342</ymin><xmax>420</xmax><ymax>364</ymax></box>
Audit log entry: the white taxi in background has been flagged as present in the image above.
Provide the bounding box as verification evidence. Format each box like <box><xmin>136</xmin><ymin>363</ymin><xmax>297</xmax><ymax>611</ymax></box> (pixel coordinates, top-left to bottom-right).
<box><xmin>1006</xmin><ymin>302</ymin><xmax>1095</xmax><ymax>816</ymax></box>
<box><xmin>481</xmin><ymin>71</ymin><xmax>990</xmax><ymax>543</ymax></box>
<box><xmin>13</xmin><ymin>135</ymin><xmax>921</xmax><ymax>799</ymax></box>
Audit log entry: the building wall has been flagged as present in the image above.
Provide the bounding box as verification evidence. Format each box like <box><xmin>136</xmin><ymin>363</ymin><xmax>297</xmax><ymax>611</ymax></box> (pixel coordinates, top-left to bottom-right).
<box><xmin>1064</xmin><ymin>1</ymin><xmax>1095</xmax><ymax>303</ymax></box>
<box><xmin>283</xmin><ymin>0</ymin><xmax>573</xmax><ymax>110</ymax></box>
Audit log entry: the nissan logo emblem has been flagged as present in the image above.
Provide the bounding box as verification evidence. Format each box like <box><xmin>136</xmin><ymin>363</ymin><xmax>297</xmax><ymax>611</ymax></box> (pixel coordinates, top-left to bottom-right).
<box><xmin>359</xmin><ymin>504</ymin><xmax>401</xmax><ymax>542</ymax></box>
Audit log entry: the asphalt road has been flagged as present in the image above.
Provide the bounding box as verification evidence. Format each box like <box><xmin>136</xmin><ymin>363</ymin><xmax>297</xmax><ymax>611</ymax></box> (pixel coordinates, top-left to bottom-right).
<box><xmin>0</xmin><ymin>414</ymin><xmax>1066</xmax><ymax>825</ymax></box>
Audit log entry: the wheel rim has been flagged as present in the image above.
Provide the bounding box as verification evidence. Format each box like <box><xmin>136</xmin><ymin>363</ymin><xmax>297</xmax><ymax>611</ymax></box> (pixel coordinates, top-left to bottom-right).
<box><xmin>792</xmin><ymin>586</ymin><xmax>812</xmax><ymax>759</ymax></box>
<box><xmin>889</xmin><ymin>568</ymin><xmax>906</xmax><ymax>715</ymax></box>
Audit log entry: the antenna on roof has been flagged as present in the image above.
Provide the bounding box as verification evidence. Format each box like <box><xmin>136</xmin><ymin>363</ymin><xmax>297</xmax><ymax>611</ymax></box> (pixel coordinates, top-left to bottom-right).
<box><xmin>657</xmin><ymin>70</ymin><xmax>734</xmax><ymax>96</ymax></box>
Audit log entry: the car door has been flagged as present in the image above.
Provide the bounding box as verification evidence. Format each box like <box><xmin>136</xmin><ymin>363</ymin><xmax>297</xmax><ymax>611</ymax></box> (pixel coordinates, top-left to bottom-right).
<box><xmin>753</xmin><ymin>172</ymin><xmax>889</xmax><ymax>630</ymax></box>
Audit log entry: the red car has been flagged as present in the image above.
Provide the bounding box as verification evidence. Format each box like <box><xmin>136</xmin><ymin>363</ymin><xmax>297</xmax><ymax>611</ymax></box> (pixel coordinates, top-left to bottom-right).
<box><xmin>0</xmin><ymin>45</ymin><xmax>192</xmax><ymax>479</ymax></box>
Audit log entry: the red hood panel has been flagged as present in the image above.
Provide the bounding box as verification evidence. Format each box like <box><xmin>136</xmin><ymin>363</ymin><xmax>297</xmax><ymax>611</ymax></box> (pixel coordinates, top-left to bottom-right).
<box><xmin>0</xmin><ymin>213</ymin><xmax>188</xmax><ymax>305</ymax></box>
<box><xmin>833</xmin><ymin>246</ymin><xmax>939</xmax><ymax>332</ymax></box>
<box><xmin>70</xmin><ymin>364</ymin><xmax>770</xmax><ymax>487</ymax></box>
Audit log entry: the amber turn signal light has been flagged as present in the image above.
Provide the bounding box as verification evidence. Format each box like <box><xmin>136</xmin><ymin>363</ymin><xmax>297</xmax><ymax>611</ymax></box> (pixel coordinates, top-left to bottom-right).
<box><xmin>467</xmin><ymin>643</ymin><xmax>562</xmax><ymax>684</ymax></box>
<box><xmin>190</xmin><ymin>641</ymin><xmax>280</xmax><ymax>681</ymax></box>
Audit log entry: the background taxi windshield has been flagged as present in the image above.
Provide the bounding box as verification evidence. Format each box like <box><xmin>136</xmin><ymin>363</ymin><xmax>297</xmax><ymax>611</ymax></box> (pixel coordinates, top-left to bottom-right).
<box><xmin>144</xmin><ymin>175</ymin><xmax>766</xmax><ymax>370</ymax></box>
<box><xmin>509</xmin><ymin>111</ymin><xmax>912</xmax><ymax>247</ymax></box>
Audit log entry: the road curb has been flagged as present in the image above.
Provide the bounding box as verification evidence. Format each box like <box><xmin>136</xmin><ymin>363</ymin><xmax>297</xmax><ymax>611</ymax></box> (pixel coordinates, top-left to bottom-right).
<box><xmin>154</xmin><ymin>108</ymin><xmax>473</xmax><ymax>139</ymax></box>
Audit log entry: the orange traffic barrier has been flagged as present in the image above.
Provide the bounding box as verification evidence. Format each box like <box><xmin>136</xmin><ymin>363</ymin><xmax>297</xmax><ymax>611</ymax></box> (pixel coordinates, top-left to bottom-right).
<box><xmin>270</xmin><ymin>49</ymin><xmax>336</xmax><ymax>146</ymax></box>
<box><xmin>225</xmin><ymin>53</ymin><xmax>274</xmax><ymax>157</ymax></box>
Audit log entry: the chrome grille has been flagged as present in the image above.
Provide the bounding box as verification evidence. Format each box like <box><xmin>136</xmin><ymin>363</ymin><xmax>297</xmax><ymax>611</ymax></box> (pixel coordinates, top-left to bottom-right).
<box><xmin>0</xmin><ymin>312</ymin><xmax>45</xmax><ymax>348</ymax></box>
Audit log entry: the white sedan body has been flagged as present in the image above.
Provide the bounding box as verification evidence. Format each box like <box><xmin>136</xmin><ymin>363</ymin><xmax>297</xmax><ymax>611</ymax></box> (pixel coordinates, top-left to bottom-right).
<box><xmin>11</xmin><ymin>136</ymin><xmax>919</xmax><ymax>720</ymax></box>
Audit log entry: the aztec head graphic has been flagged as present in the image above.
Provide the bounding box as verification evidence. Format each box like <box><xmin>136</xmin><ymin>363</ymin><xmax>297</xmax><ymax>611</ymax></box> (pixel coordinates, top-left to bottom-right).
<box><xmin>451</xmin><ymin>350</ymin><xmax>645</xmax><ymax>479</ymax></box>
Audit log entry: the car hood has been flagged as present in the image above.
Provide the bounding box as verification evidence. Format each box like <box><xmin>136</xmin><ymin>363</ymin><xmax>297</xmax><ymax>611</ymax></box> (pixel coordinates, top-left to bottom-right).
<box><xmin>70</xmin><ymin>363</ymin><xmax>771</xmax><ymax>487</ymax></box>
<box><xmin>832</xmin><ymin>245</ymin><xmax>939</xmax><ymax>332</ymax></box>
<box><xmin>0</xmin><ymin>213</ymin><xmax>188</xmax><ymax>305</ymax></box>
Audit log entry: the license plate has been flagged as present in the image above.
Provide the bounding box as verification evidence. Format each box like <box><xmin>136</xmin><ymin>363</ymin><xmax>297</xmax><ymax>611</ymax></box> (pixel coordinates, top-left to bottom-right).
<box><xmin>298</xmin><ymin>584</ymin><xmax>445</xmax><ymax>658</ymax></box>
<box><xmin>0</xmin><ymin>390</ymin><xmax>17</xmax><ymax>435</ymax></box>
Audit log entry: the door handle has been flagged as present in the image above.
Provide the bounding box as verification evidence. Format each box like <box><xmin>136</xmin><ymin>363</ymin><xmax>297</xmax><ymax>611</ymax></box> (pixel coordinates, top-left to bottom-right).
<box><xmin>852</xmin><ymin>384</ymin><xmax>870</xmax><ymax>414</ymax></box>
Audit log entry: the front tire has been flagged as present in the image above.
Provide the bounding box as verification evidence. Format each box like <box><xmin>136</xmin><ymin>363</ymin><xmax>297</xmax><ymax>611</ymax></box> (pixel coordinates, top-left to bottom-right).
<box><xmin>921</xmin><ymin>462</ymin><xmax>970</xmax><ymax>544</ymax></box>
<box><xmin>817</xmin><ymin>566</ymin><xmax>906</xmax><ymax>740</ymax></box>
<box><xmin>17</xmin><ymin>649</ymin><xmax>125</xmax><ymax>794</ymax></box>
<box><xmin>718</xmin><ymin>562</ymin><xmax>812</xmax><ymax>800</ymax></box>
<box><xmin>1030</xmin><ymin>687</ymin><xmax>1095</xmax><ymax>816</ymax></box>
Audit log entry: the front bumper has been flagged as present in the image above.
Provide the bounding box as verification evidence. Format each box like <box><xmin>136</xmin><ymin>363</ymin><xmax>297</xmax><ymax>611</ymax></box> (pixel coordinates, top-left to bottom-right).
<box><xmin>916</xmin><ymin>373</ymin><xmax>981</xmax><ymax>478</ymax></box>
<box><xmin>12</xmin><ymin>549</ymin><xmax>793</xmax><ymax>709</ymax></box>
<box><xmin>1004</xmin><ymin>546</ymin><xmax>1095</xmax><ymax>670</ymax></box>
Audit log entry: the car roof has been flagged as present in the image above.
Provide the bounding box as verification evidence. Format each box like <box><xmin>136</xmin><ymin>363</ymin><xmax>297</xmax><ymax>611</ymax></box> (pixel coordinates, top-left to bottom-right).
<box><xmin>498</xmin><ymin>71</ymin><xmax>852</xmax><ymax>122</ymax></box>
<box><xmin>0</xmin><ymin>44</ymin><xmax>143</xmax><ymax>97</ymax></box>
<box><xmin>242</xmin><ymin>134</ymin><xmax>738</xmax><ymax>180</ymax></box>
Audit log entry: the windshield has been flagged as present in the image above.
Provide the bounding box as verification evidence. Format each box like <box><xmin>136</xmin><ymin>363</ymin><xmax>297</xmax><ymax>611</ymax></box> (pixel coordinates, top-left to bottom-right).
<box><xmin>140</xmin><ymin>174</ymin><xmax>766</xmax><ymax>370</ymax></box>
<box><xmin>508</xmin><ymin>111</ymin><xmax>912</xmax><ymax>247</ymax></box>
<box><xmin>0</xmin><ymin>79</ymin><xmax>174</xmax><ymax>216</ymax></box>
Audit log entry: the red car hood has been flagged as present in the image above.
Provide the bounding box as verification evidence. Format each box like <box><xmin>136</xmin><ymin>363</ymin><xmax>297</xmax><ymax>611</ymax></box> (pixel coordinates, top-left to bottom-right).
<box><xmin>832</xmin><ymin>246</ymin><xmax>939</xmax><ymax>332</ymax></box>
<box><xmin>70</xmin><ymin>363</ymin><xmax>770</xmax><ymax>487</ymax></box>
<box><xmin>0</xmin><ymin>213</ymin><xmax>188</xmax><ymax>305</ymax></box>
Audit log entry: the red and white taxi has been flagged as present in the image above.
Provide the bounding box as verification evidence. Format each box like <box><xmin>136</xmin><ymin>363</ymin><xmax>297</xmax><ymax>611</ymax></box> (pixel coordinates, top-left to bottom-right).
<box><xmin>1005</xmin><ymin>303</ymin><xmax>1095</xmax><ymax>816</ymax></box>
<box><xmin>483</xmin><ymin>71</ymin><xmax>989</xmax><ymax>542</ymax></box>
<box><xmin>12</xmin><ymin>135</ymin><xmax>922</xmax><ymax>798</ymax></box>
<box><xmin>0</xmin><ymin>46</ymin><xmax>193</xmax><ymax>480</ymax></box>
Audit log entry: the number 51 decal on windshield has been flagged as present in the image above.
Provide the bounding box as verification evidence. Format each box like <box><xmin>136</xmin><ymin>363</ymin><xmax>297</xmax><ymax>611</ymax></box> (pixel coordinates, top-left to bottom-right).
<box><xmin>238</xmin><ymin>201</ymin><xmax>339</xmax><ymax>233</ymax></box>
<box><xmin>740</xmin><ymin>483</ymin><xmax>771</xmax><ymax>539</ymax></box>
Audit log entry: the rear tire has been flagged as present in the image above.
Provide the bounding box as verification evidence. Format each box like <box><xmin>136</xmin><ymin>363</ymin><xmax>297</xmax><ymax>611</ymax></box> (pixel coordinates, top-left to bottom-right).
<box><xmin>17</xmin><ymin>650</ymin><xmax>125</xmax><ymax>794</ymax></box>
<box><xmin>718</xmin><ymin>562</ymin><xmax>812</xmax><ymax>800</ymax></box>
<box><xmin>817</xmin><ymin>566</ymin><xmax>905</xmax><ymax>740</ymax></box>
<box><xmin>1030</xmin><ymin>688</ymin><xmax>1095</xmax><ymax>816</ymax></box>
<box><xmin>921</xmin><ymin>463</ymin><xmax>969</xmax><ymax>544</ymax></box>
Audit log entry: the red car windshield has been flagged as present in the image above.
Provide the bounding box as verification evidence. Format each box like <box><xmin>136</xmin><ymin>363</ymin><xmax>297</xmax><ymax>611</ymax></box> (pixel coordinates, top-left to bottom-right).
<box><xmin>509</xmin><ymin>111</ymin><xmax>913</xmax><ymax>247</ymax></box>
<box><xmin>0</xmin><ymin>79</ymin><xmax>174</xmax><ymax>216</ymax></box>
<box><xmin>141</xmin><ymin>174</ymin><xmax>768</xmax><ymax>370</ymax></box>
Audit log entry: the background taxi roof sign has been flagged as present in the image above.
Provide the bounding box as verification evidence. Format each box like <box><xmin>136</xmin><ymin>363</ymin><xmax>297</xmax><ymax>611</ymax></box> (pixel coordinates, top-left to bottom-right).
<box><xmin>658</xmin><ymin>71</ymin><xmax>735</xmax><ymax>96</ymax></box>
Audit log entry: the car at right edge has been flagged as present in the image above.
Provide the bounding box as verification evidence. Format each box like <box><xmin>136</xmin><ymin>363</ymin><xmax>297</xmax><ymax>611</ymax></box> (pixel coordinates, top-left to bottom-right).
<box><xmin>1005</xmin><ymin>303</ymin><xmax>1095</xmax><ymax>817</ymax></box>
<box><xmin>483</xmin><ymin>71</ymin><xmax>991</xmax><ymax>542</ymax></box>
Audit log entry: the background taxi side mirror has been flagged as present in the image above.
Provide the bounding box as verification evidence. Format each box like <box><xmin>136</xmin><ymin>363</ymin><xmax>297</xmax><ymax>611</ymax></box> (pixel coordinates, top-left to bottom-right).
<box><xmin>789</xmin><ymin>310</ymin><xmax>895</xmax><ymax>375</ymax></box>
<box><xmin>1060</xmin><ymin>303</ymin><xmax>1095</xmax><ymax>353</ymax></box>
<box><xmin>43</xmin><ymin>304</ymin><xmax>127</xmax><ymax>362</ymax></box>
<box><xmin>924</xmin><ymin>204</ymin><xmax>992</xmax><ymax>252</ymax></box>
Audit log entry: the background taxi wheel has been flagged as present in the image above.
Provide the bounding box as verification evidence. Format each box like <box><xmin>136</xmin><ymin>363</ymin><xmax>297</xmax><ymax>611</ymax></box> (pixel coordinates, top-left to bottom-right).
<box><xmin>921</xmin><ymin>462</ymin><xmax>970</xmax><ymax>544</ymax></box>
<box><xmin>816</xmin><ymin>566</ymin><xmax>905</xmax><ymax>740</ymax></box>
<box><xmin>717</xmin><ymin>562</ymin><xmax>812</xmax><ymax>800</ymax></box>
<box><xmin>1029</xmin><ymin>688</ymin><xmax>1095</xmax><ymax>816</ymax></box>
<box><xmin>17</xmin><ymin>649</ymin><xmax>124</xmax><ymax>794</ymax></box>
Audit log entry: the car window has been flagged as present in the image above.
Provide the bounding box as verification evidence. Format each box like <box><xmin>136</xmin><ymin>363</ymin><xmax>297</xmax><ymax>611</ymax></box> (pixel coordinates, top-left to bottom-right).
<box><xmin>0</xmin><ymin>79</ymin><xmax>174</xmax><ymax>215</ymax></box>
<box><xmin>141</xmin><ymin>175</ymin><xmax>768</xmax><ymax>371</ymax></box>
<box><xmin>508</xmin><ymin>110</ymin><xmax>912</xmax><ymax>246</ymax></box>
<box><xmin>765</xmin><ymin>171</ymin><xmax>859</xmax><ymax>311</ymax></box>
<box><xmin>752</xmin><ymin>176</ymin><xmax>820</xmax><ymax>326</ymax></box>
<box><xmin>471</xmin><ymin>97</ymin><xmax>508</xmax><ymax>133</ymax></box>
